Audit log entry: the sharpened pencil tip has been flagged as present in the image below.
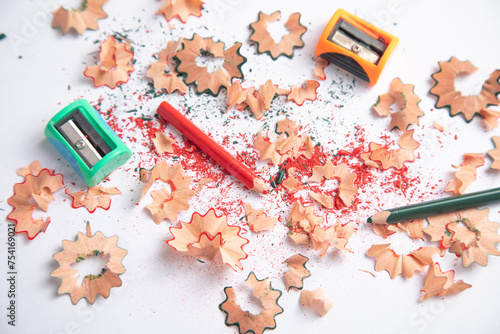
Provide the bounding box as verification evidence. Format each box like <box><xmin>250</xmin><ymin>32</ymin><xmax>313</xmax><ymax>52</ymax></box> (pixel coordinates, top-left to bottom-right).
<box><xmin>368</xmin><ymin>211</ymin><xmax>391</xmax><ymax>224</ymax></box>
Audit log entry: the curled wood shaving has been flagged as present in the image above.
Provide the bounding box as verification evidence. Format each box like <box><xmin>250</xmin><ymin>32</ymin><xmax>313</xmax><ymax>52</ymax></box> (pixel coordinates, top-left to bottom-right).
<box><xmin>146</xmin><ymin>38</ymin><xmax>188</xmax><ymax>94</ymax></box>
<box><xmin>195</xmin><ymin>177</ymin><xmax>214</xmax><ymax>193</ymax></box>
<box><xmin>52</xmin><ymin>0</ymin><xmax>108</xmax><ymax>35</ymax></box>
<box><xmin>373</xmin><ymin>78</ymin><xmax>424</xmax><ymax>131</ymax></box>
<box><xmin>308</xmin><ymin>191</ymin><xmax>333</xmax><ymax>209</ymax></box>
<box><xmin>308</xmin><ymin>162</ymin><xmax>358</xmax><ymax>206</ymax></box>
<box><xmin>146</xmin><ymin>186</ymin><xmax>194</xmax><ymax>223</ymax></box>
<box><xmin>157</xmin><ymin>0</ymin><xmax>204</xmax><ymax>23</ymax></box>
<box><xmin>282</xmin><ymin>167</ymin><xmax>303</xmax><ymax>191</ymax></box>
<box><xmin>84</xmin><ymin>36</ymin><xmax>135</xmax><ymax>89</ymax></box>
<box><xmin>244</xmin><ymin>203</ymin><xmax>278</xmax><ymax>232</ymax></box>
<box><xmin>299</xmin><ymin>288</ymin><xmax>333</xmax><ymax>317</ymax></box>
<box><xmin>286</xmin><ymin>201</ymin><xmax>323</xmax><ymax>245</ymax></box>
<box><xmin>367</xmin><ymin>244</ymin><xmax>439</xmax><ymax>279</ymax></box>
<box><xmin>7</xmin><ymin>162</ymin><xmax>64</xmax><ymax>239</ymax></box>
<box><xmin>445</xmin><ymin>153</ymin><xmax>485</xmax><ymax>195</ymax></box>
<box><xmin>310</xmin><ymin>225</ymin><xmax>352</xmax><ymax>257</ymax></box>
<box><xmin>254</xmin><ymin>119</ymin><xmax>314</xmax><ymax>164</ymax></box>
<box><xmin>139</xmin><ymin>162</ymin><xmax>192</xmax><ymax>202</ymax></box>
<box><xmin>234</xmin><ymin>80</ymin><xmax>278</xmax><ymax>119</ymax></box>
<box><xmin>488</xmin><ymin>136</ymin><xmax>500</xmax><ymax>169</ymax></box>
<box><xmin>314</xmin><ymin>58</ymin><xmax>329</xmax><ymax>80</ymax></box>
<box><xmin>153</xmin><ymin>132</ymin><xmax>176</xmax><ymax>154</ymax></box>
<box><xmin>65</xmin><ymin>187</ymin><xmax>121</xmax><ymax>213</ymax></box>
<box><xmin>286</xmin><ymin>80</ymin><xmax>320</xmax><ymax>106</ymax></box>
<box><xmin>51</xmin><ymin>223</ymin><xmax>127</xmax><ymax>304</ymax></box>
<box><xmin>361</xmin><ymin>130</ymin><xmax>419</xmax><ymax>170</ymax></box>
<box><xmin>372</xmin><ymin>219</ymin><xmax>425</xmax><ymax>241</ymax></box>
<box><xmin>167</xmin><ymin>209</ymin><xmax>249</xmax><ymax>270</ymax></box>
<box><xmin>424</xmin><ymin>208</ymin><xmax>500</xmax><ymax>266</ymax></box>
<box><xmin>283</xmin><ymin>254</ymin><xmax>311</xmax><ymax>291</ymax></box>
<box><xmin>430</xmin><ymin>57</ymin><xmax>500</xmax><ymax>122</ymax></box>
<box><xmin>219</xmin><ymin>272</ymin><xmax>283</xmax><ymax>334</ymax></box>
<box><xmin>249</xmin><ymin>11</ymin><xmax>307</xmax><ymax>60</ymax></box>
<box><xmin>433</xmin><ymin>121</ymin><xmax>444</xmax><ymax>132</ymax></box>
<box><xmin>479</xmin><ymin>108</ymin><xmax>500</xmax><ymax>130</ymax></box>
<box><xmin>420</xmin><ymin>263</ymin><xmax>471</xmax><ymax>302</ymax></box>
<box><xmin>175</xmin><ymin>34</ymin><xmax>246</xmax><ymax>96</ymax></box>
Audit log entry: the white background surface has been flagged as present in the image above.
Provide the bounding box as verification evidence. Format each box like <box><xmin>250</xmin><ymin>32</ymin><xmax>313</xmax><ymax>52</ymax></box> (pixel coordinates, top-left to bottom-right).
<box><xmin>1</xmin><ymin>0</ymin><xmax>500</xmax><ymax>333</ymax></box>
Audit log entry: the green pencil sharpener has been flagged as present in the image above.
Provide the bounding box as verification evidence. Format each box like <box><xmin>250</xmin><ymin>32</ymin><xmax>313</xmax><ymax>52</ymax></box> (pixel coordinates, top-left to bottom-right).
<box><xmin>45</xmin><ymin>99</ymin><xmax>132</xmax><ymax>187</ymax></box>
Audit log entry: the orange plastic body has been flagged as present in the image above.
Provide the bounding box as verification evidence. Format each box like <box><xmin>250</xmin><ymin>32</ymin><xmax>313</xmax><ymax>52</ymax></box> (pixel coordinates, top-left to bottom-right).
<box><xmin>315</xmin><ymin>9</ymin><xmax>399</xmax><ymax>85</ymax></box>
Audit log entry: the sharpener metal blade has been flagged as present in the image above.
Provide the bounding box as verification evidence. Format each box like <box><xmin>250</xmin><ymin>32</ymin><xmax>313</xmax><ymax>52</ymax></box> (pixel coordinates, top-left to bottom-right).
<box><xmin>59</xmin><ymin>119</ymin><xmax>102</xmax><ymax>168</ymax></box>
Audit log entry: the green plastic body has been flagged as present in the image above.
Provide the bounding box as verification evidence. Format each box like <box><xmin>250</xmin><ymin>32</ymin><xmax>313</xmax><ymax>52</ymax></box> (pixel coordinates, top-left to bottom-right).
<box><xmin>371</xmin><ymin>187</ymin><xmax>500</xmax><ymax>224</ymax></box>
<box><xmin>44</xmin><ymin>99</ymin><xmax>131</xmax><ymax>187</ymax></box>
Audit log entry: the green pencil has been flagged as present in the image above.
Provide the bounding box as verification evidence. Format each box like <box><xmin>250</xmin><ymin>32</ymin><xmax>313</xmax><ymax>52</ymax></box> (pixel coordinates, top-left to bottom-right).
<box><xmin>367</xmin><ymin>187</ymin><xmax>500</xmax><ymax>224</ymax></box>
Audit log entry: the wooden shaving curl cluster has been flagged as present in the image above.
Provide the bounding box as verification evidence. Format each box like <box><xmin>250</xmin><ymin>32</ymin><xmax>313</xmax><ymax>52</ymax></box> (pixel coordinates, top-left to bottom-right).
<box><xmin>52</xmin><ymin>0</ymin><xmax>108</xmax><ymax>35</ymax></box>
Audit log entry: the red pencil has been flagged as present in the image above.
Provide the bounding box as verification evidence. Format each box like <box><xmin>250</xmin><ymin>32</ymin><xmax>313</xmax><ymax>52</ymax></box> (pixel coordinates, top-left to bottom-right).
<box><xmin>156</xmin><ymin>101</ymin><xmax>268</xmax><ymax>194</ymax></box>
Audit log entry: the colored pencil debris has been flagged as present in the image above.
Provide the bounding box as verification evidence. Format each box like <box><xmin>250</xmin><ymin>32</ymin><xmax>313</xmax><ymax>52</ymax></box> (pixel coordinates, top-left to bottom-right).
<box><xmin>372</xmin><ymin>78</ymin><xmax>424</xmax><ymax>131</ymax></box>
<box><xmin>423</xmin><ymin>208</ymin><xmax>500</xmax><ymax>267</ymax></box>
<box><xmin>84</xmin><ymin>36</ymin><xmax>135</xmax><ymax>89</ymax></box>
<box><xmin>308</xmin><ymin>161</ymin><xmax>358</xmax><ymax>207</ymax></box>
<box><xmin>152</xmin><ymin>132</ymin><xmax>176</xmax><ymax>154</ymax></box>
<box><xmin>65</xmin><ymin>186</ymin><xmax>121</xmax><ymax>213</ymax></box>
<box><xmin>175</xmin><ymin>34</ymin><xmax>246</xmax><ymax>95</ymax></box>
<box><xmin>287</xmin><ymin>80</ymin><xmax>320</xmax><ymax>106</ymax></box>
<box><xmin>445</xmin><ymin>153</ymin><xmax>485</xmax><ymax>196</ymax></box>
<box><xmin>283</xmin><ymin>254</ymin><xmax>311</xmax><ymax>291</ymax></box>
<box><xmin>7</xmin><ymin>161</ymin><xmax>64</xmax><ymax>239</ymax></box>
<box><xmin>167</xmin><ymin>209</ymin><xmax>249</xmax><ymax>270</ymax></box>
<box><xmin>157</xmin><ymin>0</ymin><xmax>204</xmax><ymax>23</ymax></box>
<box><xmin>299</xmin><ymin>288</ymin><xmax>333</xmax><ymax>317</ymax></box>
<box><xmin>249</xmin><ymin>11</ymin><xmax>307</xmax><ymax>60</ymax></box>
<box><xmin>51</xmin><ymin>223</ymin><xmax>127</xmax><ymax>304</ymax></box>
<box><xmin>430</xmin><ymin>57</ymin><xmax>500</xmax><ymax>123</ymax></box>
<box><xmin>52</xmin><ymin>0</ymin><xmax>108</xmax><ymax>35</ymax></box>
<box><xmin>219</xmin><ymin>272</ymin><xmax>283</xmax><ymax>334</ymax></box>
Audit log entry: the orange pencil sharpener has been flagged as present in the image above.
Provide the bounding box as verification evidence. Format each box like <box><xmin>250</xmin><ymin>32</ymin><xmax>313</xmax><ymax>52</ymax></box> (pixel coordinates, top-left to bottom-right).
<box><xmin>315</xmin><ymin>9</ymin><xmax>399</xmax><ymax>85</ymax></box>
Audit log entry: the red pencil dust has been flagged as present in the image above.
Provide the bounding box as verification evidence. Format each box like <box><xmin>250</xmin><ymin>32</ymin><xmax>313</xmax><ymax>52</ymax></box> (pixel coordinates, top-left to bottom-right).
<box><xmin>156</xmin><ymin>101</ymin><xmax>269</xmax><ymax>194</ymax></box>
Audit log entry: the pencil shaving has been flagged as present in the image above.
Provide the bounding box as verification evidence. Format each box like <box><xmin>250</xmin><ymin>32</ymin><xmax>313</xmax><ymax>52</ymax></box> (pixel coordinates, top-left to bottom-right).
<box><xmin>488</xmin><ymin>136</ymin><xmax>500</xmax><ymax>169</ymax></box>
<box><xmin>283</xmin><ymin>254</ymin><xmax>311</xmax><ymax>291</ymax></box>
<box><xmin>282</xmin><ymin>167</ymin><xmax>303</xmax><ymax>191</ymax></box>
<box><xmin>147</xmin><ymin>38</ymin><xmax>188</xmax><ymax>94</ymax></box>
<box><xmin>310</xmin><ymin>225</ymin><xmax>353</xmax><ymax>257</ymax></box>
<box><xmin>66</xmin><ymin>186</ymin><xmax>121</xmax><ymax>213</ymax></box>
<box><xmin>420</xmin><ymin>263</ymin><xmax>471</xmax><ymax>301</ymax></box>
<box><xmin>424</xmin><ymin>208</ymin><xmax>500</xmax><ymax>266</ymax></box>
<box><xmin>372</xmin><ymin>219</ymin><xmax>425</xmax><ymax>240</ymax></box>
<box><xmin>314</xmin><ymin>58</ymin><xmax>329</xmax><ymax>80</ymax></box>
<box><xmin>308</xmin><ymin>161</ymin><xmax>358</xmax><ymax>206</ymax></box>
<box><xmin>373</xmin><ymin>78</ymin><xmax>423</xmax><ymax>131</ymax></box>
<box><xmin>367</xmin><ymin>244</ymin><xmax>439</xmax><ymax>279</ymax></box>
<box><xmin>175</xmin><ymin>34</ymin><xmax>246</xmax><ymax>96</ymax></box>
<box><xmin>139</xmin><ymin>162</ymin><xmax>192</xmax><ymax>202</ymax></box>
<box><xmin>286</xmin><ymin>80</ymin><xmax>320</xmax><ymax>106</ymax></box>
<box><xmin>52</xmin><ymin>0</ymin><xmax>108</xmax><ymax>35</ymax></box>
<box><xmin>84</xmin><ymin>36</ymin><xmax>135</xmax><ymax>89</ymax></box>
<box><xmin>51</xmin><ymin>224</ymin><xmax>127</xmax><ymax>304</ymax></box>
<box><xmin>254</xmin><ymin>119</ymin><xmax>314</xmax><ymax>164</ymax></box>
<box><xmin>287</xmin><ymin>201</ymin><xmax>323</xmax><ymax>245</ymax></box>
<box><xmin>244</xmin><ymin>203</ymin><xmax>278</xmax><ymax>232</ymax></box>
<box><xmin>445</xmin><ymin>153</ymin><xmax>485</xmax><ymax>195</ymax></box>
<box><xmin>249</xmin><ymin>11</ymin><xmax>307</xmax><ymax>60</ymax></box>
<box><xmin>147</xmin><ymin>186</ymin><xmax>194</xmax><ymax>223</ymax></box>
<box><xmin>7</xmin><ymin>163</ymin><xmax>64</xmax><ymax>239</ymax></box>
<box><xmin>362</xmin><ymin>130</ymin><xmax>419</xmax><ymax>170</ymax></box>
<box><xmin>153</xmin><ymin>132</ymin><xmax>176</xmax><ymax>154</ymax></box>
<box><xmin>167</xmin><ymin>209</ymin><xmax>248</xmax><ymax>270</ymax></box>
<box><xmin>299</xmin><ymin>288</ymin><xmax>333</xmax><ymax>317</ymax></box>
<box><xmin>479</xmin><ymin>108</ymin><xmax>500</xmax><ymax>130</ymax></box>
<box><xmin>157</xmin><ymin>0</ymin><xmax>204</xmax><ymax>23</ymax></box>
<box><xmin>430</xmin><ymin>57</ymin><xmax>500</xmax><ymax>122</ymax></box>
<box><xmin>219</xmin><ymin>272</ymin><xmax>283</xmax><ymax>334</ymax></box>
